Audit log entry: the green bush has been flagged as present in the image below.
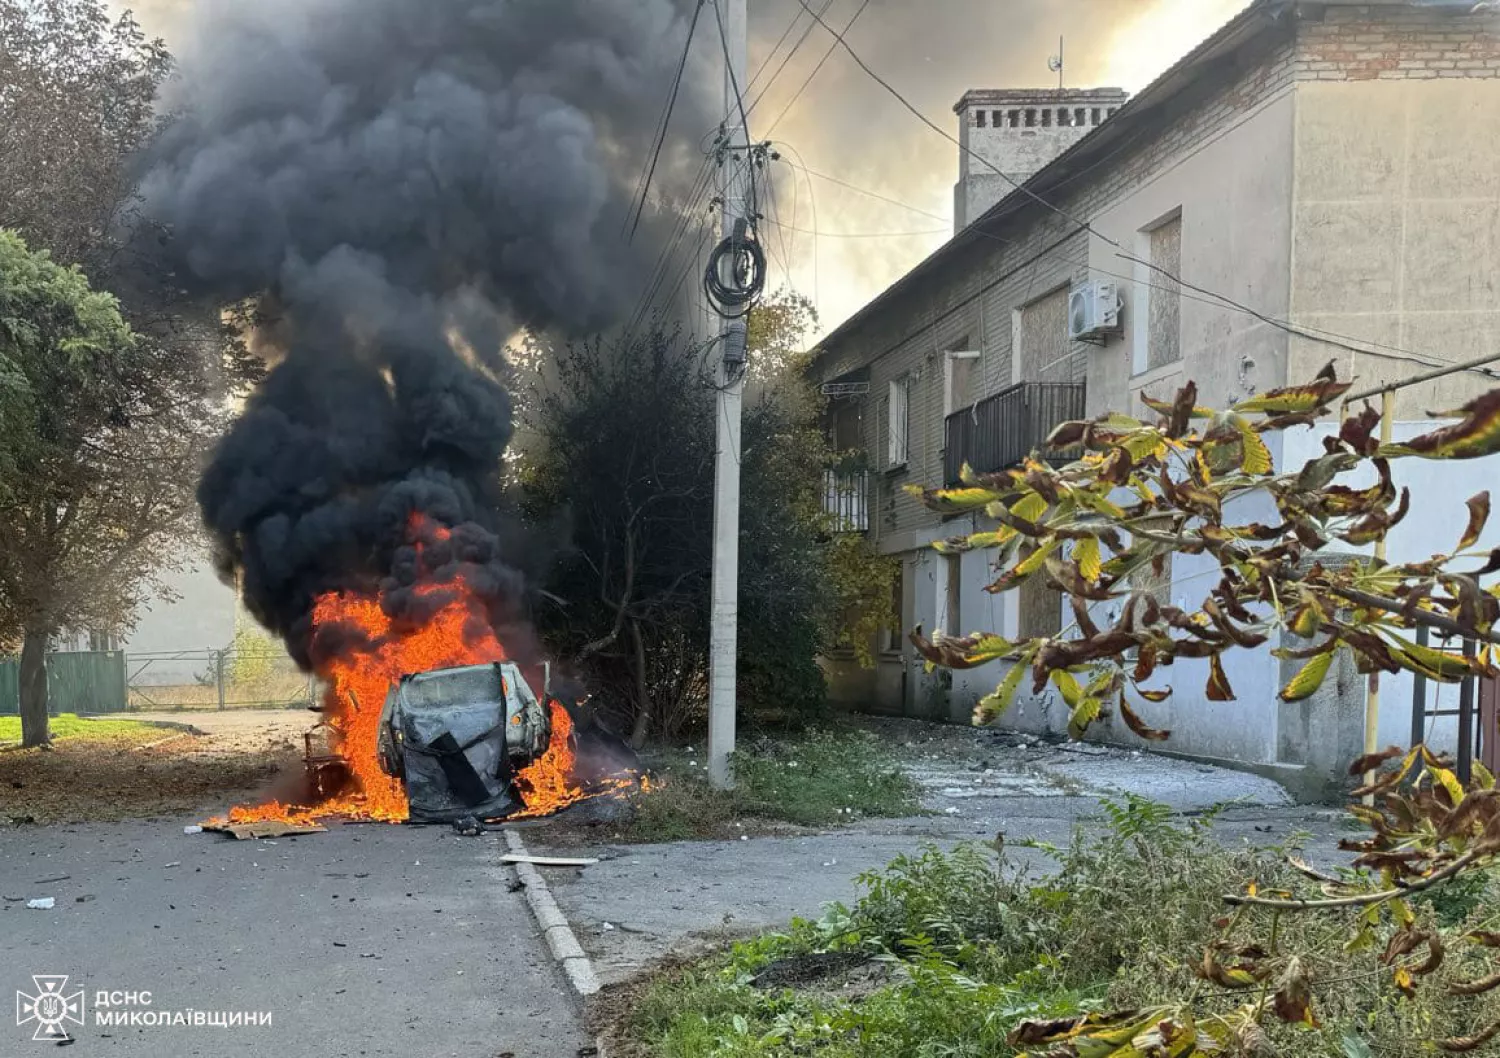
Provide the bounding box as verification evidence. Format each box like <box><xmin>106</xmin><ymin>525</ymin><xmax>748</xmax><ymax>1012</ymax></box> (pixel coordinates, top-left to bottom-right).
<box><xmin>621</xmin><ymin>799</ymin><xmax>1500</xmax><ymax>1057</ymax></box>
<box><xmin>622</xmin><ymin>728</ymin><xmax>924</xmax><ymax>842</ymax></box>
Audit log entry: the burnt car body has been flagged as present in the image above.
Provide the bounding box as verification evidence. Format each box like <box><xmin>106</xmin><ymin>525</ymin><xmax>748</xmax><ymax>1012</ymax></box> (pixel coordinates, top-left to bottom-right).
<box><xmin>375</xmin><ymin>662</ymin><xmax>551</xmax><ymax>822</ymax></box>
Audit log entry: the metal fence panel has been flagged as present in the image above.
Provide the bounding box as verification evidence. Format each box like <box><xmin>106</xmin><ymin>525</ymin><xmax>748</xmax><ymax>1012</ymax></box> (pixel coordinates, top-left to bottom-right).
<box><xmin>0</xmin><ymin>660</ymin><xmax>15</xmax><ymax>715</ymax></box>
<box><xmin>0</xmin><ymin>652</ymin><xmax>128</xmax><ymax>714</ymax></box>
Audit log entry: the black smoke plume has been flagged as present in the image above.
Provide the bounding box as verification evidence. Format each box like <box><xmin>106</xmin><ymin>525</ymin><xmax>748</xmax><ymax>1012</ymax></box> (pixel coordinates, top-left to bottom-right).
<box><xmin>138</xmin><ymin>0</ymin><xmax>710</xmax><ymax>667</ymax></box>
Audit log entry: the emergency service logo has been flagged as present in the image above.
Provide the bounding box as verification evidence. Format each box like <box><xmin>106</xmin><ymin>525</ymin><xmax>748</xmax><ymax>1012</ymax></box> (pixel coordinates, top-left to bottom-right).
<box><xmin>16</xmin><ymin>975</ymin><xmax>84</xmax><ymax>1042</ymax></box>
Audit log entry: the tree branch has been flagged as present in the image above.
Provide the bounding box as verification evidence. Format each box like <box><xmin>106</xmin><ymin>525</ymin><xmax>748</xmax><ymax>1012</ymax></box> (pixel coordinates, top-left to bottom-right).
<box><xmin>1223</xmin><ymin>849</ymin><xmax>1491</xmax><ymax>911</ymax></box>
<box><xmin>1327</xmin><ymin>586</ymin><xmax>1500</xmax><ymax>647</ymax></box>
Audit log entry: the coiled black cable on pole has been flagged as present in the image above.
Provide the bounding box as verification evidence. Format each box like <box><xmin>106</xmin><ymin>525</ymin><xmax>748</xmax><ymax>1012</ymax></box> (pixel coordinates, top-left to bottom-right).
<box><xmin>703</xmin><ymin>217</ymin><xmax>766</xmax><ymax>319</ymax></box>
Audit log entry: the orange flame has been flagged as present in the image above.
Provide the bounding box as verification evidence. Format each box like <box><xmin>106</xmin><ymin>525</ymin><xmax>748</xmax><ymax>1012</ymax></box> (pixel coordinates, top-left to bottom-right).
<box><xmin>217</xmin><ymin>517</ymin><xmax>632</xmax><ymax>825</ymax></box>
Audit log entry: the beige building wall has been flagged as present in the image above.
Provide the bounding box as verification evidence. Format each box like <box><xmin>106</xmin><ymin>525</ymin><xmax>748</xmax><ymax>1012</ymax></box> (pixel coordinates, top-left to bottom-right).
<box><xmin>1290</xmin><ymin>77</ymin><xmax>1500</xmax><ymax>415</ymax></box>
<box><xmin>1086</xmin><ymin>89</ymin><xmax>1297</xmax><ymax>419</ymax></box>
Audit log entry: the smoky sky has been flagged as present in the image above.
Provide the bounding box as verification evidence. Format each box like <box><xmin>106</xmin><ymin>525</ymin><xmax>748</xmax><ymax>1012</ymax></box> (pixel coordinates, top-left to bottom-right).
<box><xmin>137</xmin><ymin>0</ymin><xmax>714</xmax><ymax>667</ymax></box>
<box><xmin>139</xmin><ymin>0</ymin><xmax>712</xmax><ymax>337</ymax></box>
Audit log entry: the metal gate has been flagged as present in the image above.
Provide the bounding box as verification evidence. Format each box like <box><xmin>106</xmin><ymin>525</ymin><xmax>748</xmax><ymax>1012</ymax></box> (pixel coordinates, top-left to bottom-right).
<box><xmin>125</xmin><ymin>649</ymin><xmax>316</xmax><ymax>711</ymax></box>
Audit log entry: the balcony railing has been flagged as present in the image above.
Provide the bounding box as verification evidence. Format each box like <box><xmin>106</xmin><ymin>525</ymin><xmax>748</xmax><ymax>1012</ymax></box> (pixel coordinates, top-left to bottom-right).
<box><xmin>823</xmin><ymin>470</ymin><xmax>870</xmax><ymax>532</ymax></box>
<box><xmin>944</xmin><ymin>382</ymin><xmax>1087</xmax><ymax>485</ymax></box>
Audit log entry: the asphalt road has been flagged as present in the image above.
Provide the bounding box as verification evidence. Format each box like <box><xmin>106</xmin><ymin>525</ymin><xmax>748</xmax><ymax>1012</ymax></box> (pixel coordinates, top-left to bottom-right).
<box><xmin>1</xmin><ymin>819</ymin><xmax>589</xmax><ymax>1057</ymax></box>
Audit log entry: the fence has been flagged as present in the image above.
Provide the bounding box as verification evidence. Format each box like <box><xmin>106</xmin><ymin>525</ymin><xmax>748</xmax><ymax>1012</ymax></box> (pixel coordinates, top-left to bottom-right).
<box><xmin>1</xmin><ymin>649</ymin><xmax>315</xmax><ymax>714</ymax></box>
<box><xmin>125</xmin><ymin>649</ymin><xmax>318</xmax><ymax>711</ymax></box>
<box><xmin>0</xmin><ymin>651</ymin><xmax>129</xmax><ymax>715</ymax></box>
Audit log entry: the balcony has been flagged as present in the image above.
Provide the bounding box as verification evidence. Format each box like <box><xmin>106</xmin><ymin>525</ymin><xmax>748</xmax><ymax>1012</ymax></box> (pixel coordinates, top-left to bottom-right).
<box><xmin>823</xmin><ymin>469</ymin><xmax>870</xmax><ymax>533</ymax></box>
<box><xmin>944</xmin><ymin>381</ymin><xmax>1087</xmax><ymax>485</ymax></box>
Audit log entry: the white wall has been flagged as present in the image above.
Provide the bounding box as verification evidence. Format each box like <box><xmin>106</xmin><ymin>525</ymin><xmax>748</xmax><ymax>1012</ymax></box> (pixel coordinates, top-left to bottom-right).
<box><xmin>1282</xmin><ymin>422</ymin><xmax>1500</xmax><ymax>756</ymax></box>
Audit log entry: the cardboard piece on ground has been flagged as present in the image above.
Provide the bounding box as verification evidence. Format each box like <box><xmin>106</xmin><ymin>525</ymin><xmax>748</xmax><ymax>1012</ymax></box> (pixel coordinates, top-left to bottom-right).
<box><xmin>500</xmin><ymin>853</ymin><xmax>597</xmax><ymax>867</ymax></box>
<box><xmin>204</xmin><ymin>820</ymin><xmax>327</xmax><ymax>840</ymax></box>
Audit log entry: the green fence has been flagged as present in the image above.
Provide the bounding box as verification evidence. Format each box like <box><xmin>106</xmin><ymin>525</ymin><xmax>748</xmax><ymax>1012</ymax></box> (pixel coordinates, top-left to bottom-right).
<box><xmin>0</xmin><ymin>651</ymin><xmax>129</xmax><ymax>715</ymax></box>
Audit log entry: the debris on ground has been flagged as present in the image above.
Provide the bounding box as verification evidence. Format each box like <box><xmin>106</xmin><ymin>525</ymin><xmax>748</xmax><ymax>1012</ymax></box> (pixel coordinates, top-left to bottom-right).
<box><xmin>203</xmin><ymin>820</ymin><xmax>327</xmax><ymax>841</ymax></box>
<box><xmin>25</xmin><ymin>897</ymin><xmax>54</xmax><ymax>910</ymax></box>
<box><xmin>451</xmin><ymin>816</ymin><xmax>485</xmax><ymax>837</ymax></box>
<box><xmin>500</xmin><ymin>853</ymin><xmax>598</xmax><ymax>867</ymax></box>
<box><xmin>1</xmin><ymin>710</ymin><xmax>304</xmax><ymax>825</ymax></box>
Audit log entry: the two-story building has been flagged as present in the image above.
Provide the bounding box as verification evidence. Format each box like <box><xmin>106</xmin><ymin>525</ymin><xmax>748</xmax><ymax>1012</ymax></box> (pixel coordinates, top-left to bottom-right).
<box><xmin>812</xmin><ymin>0</ymin><xmax>1500</xmax><ymax>796</ymax></box>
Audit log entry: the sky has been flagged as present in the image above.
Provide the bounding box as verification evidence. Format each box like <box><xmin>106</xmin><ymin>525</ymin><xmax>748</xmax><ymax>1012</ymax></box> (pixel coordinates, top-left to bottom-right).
<box><xmin>116</xmin><ymin>0</ymin><xmax>1250</xmax><ymax>340</ymax></box>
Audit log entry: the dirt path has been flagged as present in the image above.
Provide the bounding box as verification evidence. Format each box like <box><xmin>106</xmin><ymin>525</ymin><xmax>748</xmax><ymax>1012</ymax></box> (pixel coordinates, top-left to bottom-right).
<box><xmin>1</xmin><ymin>711</ymin><xmax>313</xmax><ymax>825</ymax></box>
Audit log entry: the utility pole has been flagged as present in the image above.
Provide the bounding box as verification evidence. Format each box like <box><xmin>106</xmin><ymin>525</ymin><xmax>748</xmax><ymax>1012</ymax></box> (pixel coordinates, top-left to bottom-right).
<box><xmin>707</xmin><ymin>0</ymin><xmax>749</xmax><ymax>789</ymax></box>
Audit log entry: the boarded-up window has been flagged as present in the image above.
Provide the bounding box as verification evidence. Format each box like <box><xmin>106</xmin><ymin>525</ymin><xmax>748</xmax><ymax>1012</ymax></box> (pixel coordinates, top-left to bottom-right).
<box><xmin>1018</xmin><ymin>574</ymin><xmax>1062</xmax><ymax>640</ymax></box>
<box><xmin>1018</xmin><ymin>288</ymin><xmax>1076</xmax><ymax>384</ymax></box>
<box><xmin>944</xmin><ymin>555</ymin><xmax>961</xmax><ymax>634</ymax></box>
<box><xmin>887</xmin><ymin>378</ymin><xmax>909</xmax><ymax>467</ymax></box>
<box><xmin>1147</xmin><ymin>215</ymin><xmax>1182</xmax><ymax>371</ymax></box>
<box><xmin>883</xmin><ymin>564</ymin><xmax>905</xmax><ymax>653</ymax></box>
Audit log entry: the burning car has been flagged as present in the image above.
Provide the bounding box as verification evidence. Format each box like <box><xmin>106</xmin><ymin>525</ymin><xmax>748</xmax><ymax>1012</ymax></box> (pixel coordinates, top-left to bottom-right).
<box><xmin>375</xmin><ymin>662</ymin><xmax>552</xmax><ymax>823</ymax></box>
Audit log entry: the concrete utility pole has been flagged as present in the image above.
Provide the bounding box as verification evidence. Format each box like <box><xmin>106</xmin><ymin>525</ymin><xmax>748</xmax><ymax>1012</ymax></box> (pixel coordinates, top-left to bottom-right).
<box><xmin>707</xmin><ymin>0</ymin><xmax>749</xmax><ymax>789</ymax></box>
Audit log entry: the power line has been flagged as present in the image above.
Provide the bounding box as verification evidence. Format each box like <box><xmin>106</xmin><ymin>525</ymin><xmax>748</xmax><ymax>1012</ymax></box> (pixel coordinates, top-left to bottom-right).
<box><xmin>626</xmin><ymin>0</ymin><xmax>706</xmax><ymax>242</ymax></box>
<box><xmin>764</xmin><ymin>0</ymin><xmax>871</xmax><ymax>139</ymax></box>
<box><xmin>710</xmin><ymin>0</ymin><xmax>759</xmax><ymax>222</ymax></box>
<box><xmin>774</xmin><ymin>151</ymin><xmax>948</xmax><ymax>224</ymax></box>
<box><xmin>743</xmin><ymin>0</ymin><xmax>835</xmax><ymax>119</ymax></box>
<box><xmin>789</xmin><ymin>0</ymin><xmax>1498</xmax><ymax>380</ymax></box>
<box><xmin>771</xmin><ymin>142</ymin><xmax>821</xmax><ymax>304</ymax></box>
<box><xmin>761</xmin><ymin>217</ymin><xmax>947</xmax><ymax>239</ymax></box>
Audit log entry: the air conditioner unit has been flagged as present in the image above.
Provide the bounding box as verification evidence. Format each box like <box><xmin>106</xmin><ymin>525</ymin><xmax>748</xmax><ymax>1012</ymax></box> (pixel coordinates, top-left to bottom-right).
<box><xmin>1068</xmin><ymin>280</ymin><xmax>1123</xmax><ymax>342</ymax></box>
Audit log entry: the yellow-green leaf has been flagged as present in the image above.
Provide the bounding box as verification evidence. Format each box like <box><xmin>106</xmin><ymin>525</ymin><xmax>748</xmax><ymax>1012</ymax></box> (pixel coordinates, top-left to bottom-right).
<box><xmin>1290</xmin><ymin>601</ymin><xmax>1323</xmax><ymax>638</ymax></box>
<box><xmin>1014</xmin><ymin>540</ymin><xmax>1059</xmax><ymax>578</ymax></box>
<box><xmin>1236</xmin><ymin>418</ymin><xmax>1274</xmax><ymax>475</ymax></box>
<box><xmin>1051</xmin><ymin>669</ymin><xmax>1083</xmax><ymax>708</ymax></box>
<box><xmin>964</xmin><ymin>634</ymin><xmax>1017</xmax><ymax>665</ymax></box>
<box><xmin>1075</xmin><ymin>537</ymin><xmax>1103</xmax><ymax>583</ymax></box>
<box><xmin>905</xmin><ymin>483</ymin><xmax>1002</xmax><ymax>514</ymax></box>
<box><xmin>1012</xmin><ymin>492</ymin><xmax>1049</xmax><ymax>524</ymax></box>
<box><xmin>1431</xmin><ymin>766</ymin><xmax>1466</xmax><ymax>806</ymax></box>
<box><xmin>1233</xmin><ymin>376</ymin><xmax>1352</xmax><ymax>415</ymax></box>
<box><xmin>1279</xmin><ymin>650</ymin><xmax>1335</xmax><ymax>702</ymax></box>
<box><xmin>1068</xmin><ymin>696</ymin><xmax>1102</xmax><ymax>739</ymax></box>
<box><xmin>975</xmin><ymin>662</ymin><xmax>1027</xmax><ymax>726</ymax></box>
<box><xmin>1390</xmin><ymin>637</ymin><xmax>1481</xmax><ymax>681</ymax></box>
<box><xmin>1391</xmin><ymin>389</ymin><xmax>1500</xmax><ymax>461</ymax></box>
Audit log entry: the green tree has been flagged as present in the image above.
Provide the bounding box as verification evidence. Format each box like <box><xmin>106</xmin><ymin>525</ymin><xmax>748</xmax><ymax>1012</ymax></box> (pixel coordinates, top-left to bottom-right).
<box><xmin>0</xmin><ymin>0</ymin><xmax>257</xmax><ymax>745</ymax></box>
<box><xmin>0</xmin><ymin>231</ymin><xmax>165</xmax><ymax>746</ymax></box>
<box><xmin>521</xmin><ymin>291</ymin><xmax>892</xmax><ymax>743</ymax></box>
<box><xmin>0</xmin><ymin>0</ymin><xmax>169</xmax><ymax>273</ymax></box>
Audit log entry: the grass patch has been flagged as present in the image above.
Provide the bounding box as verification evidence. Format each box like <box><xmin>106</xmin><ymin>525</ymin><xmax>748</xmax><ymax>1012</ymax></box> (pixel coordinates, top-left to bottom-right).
<box><xmin>0</xmin><ymin>712</ymin><xmax>165</xmax><ymax>746</ymax></box>
<box><xmin>611</xmin><ymin>796</ymin><xmax>1500</xmax><ymax>1057</ymax></box>
<box><xmin>621</xmin><ymin>727</ymin><xmax>923</xmax><ymax>843</ymax></box>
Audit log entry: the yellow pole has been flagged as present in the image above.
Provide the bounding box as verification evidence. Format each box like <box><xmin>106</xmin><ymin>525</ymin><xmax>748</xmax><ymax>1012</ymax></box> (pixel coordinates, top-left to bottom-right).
<box><xmin>1364</xmin><ymin>389</ymin><xmax>1396</xmax><ymax>803</ymax></box>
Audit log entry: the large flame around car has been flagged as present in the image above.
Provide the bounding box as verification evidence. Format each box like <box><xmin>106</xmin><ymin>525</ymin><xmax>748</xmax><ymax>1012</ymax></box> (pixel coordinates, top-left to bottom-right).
<box><xmin>220</xmin><ymin>519</ymin><xmax>631</xmax><ymax>826</ymax></box>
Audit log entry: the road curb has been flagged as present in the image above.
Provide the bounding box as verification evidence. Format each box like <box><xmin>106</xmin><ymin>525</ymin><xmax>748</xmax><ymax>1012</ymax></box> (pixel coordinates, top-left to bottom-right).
<box><xmin>502</xmin><ymin>828</ymin><xmax>602</xmax><ymax>998</ymax></box>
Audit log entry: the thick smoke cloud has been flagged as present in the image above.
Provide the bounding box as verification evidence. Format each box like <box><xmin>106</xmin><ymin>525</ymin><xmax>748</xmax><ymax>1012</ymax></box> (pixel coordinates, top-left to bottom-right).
<box><xmin>139</xmin><ymin>0</ymin><xmax>710</xmax><ymax>666</ymax></box>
